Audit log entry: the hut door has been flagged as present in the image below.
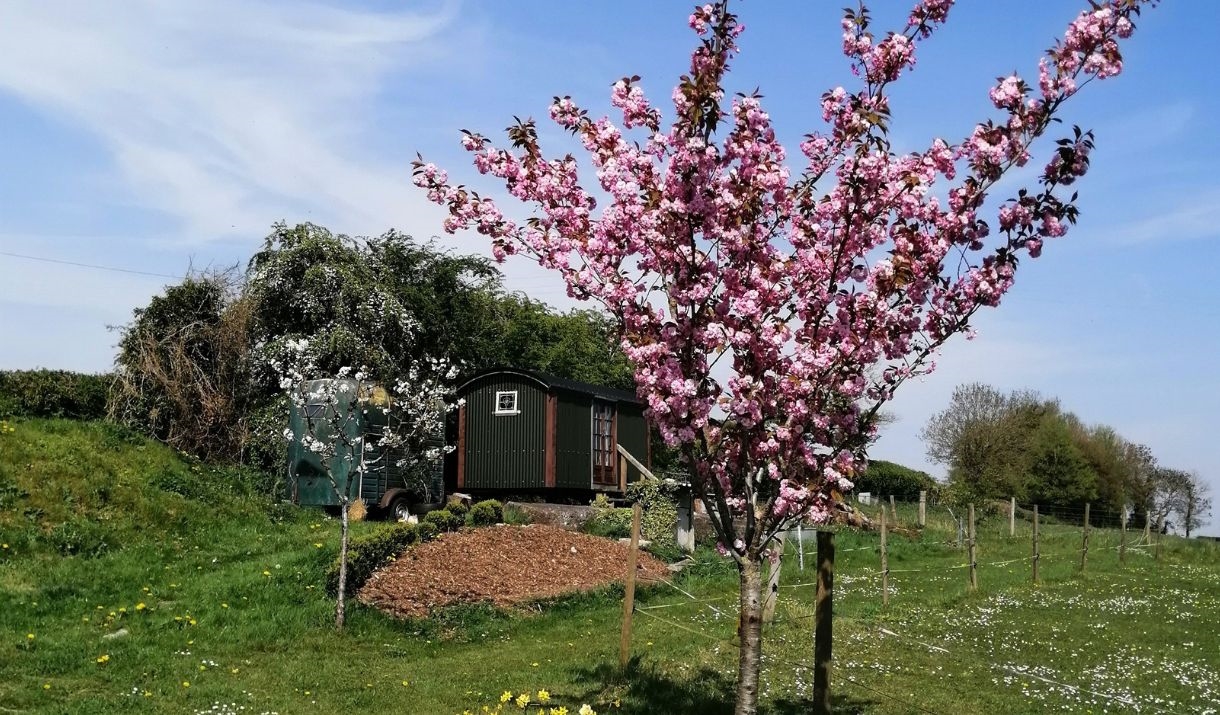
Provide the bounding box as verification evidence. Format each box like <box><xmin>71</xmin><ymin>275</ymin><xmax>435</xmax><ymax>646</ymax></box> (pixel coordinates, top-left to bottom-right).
<box><xmin>592</xmin><ymin>401</ymin><xmax>617</xmax><ymax>486</ymax></box>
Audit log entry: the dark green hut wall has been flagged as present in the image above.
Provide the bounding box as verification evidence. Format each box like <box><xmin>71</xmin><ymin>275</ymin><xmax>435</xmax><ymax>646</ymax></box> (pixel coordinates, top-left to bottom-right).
<box><xmin>555</xmin><ymin>393</ymin><xmax>593</xmax><ymax>489</ymax></box>
<box><xmin>463</xmin><ymin>376</ymin><xmax>546</xmax><ymax>489</ymax></box>
<box><xmin>617</xmin><ymin>403</ymin><xmax>649</xmax><ymax>484</ymax></box>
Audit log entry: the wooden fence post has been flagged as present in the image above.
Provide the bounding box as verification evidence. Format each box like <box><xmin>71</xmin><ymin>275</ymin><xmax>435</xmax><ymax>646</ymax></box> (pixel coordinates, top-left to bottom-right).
<box><xmin>1009</xmin><ymin>497</ymin><xmax>1016</xmax><ymax>537</ymax></box>
<box><xmin>880</xmin><ymin>508</ymin><xmax>889</xmax><ymax>608</ymax></box>
<box><xmin>918</xmin><ymin>490</ymin><xmax>926</xmax><ymax>528</ymax></box>
<box><xmin>1119</xmin><ymin>508</ymin><xmax>1127</xmax><ymax>565</ymax></box>
<box><xmin>968</xmin><ymin>503</ymin><xmax>978</xmax><ymax>591</ymax></box>
<box><xmin>619</xmin><ymin>502</ymin><xmax>642</xmax><ymax>669</ymax></box>
<box><xmin>763</xmin><ymin>532</ymin><xmax>786</xmax><ymax>624</ymax></box>
<box><xmin>813</xmin><ymin>531</ymin><xmax>835</xmax><ymax>715</ymax></box>
<box><xmin>1080</xmin><ymin>503</ymin><xmax>1090</xmax><ymax>573</ymax></box>
<box><xmin>1032</xmin><ymin>505</ymin><xmax>1040</xmax><ymax>584</ymax></box>
<box><xmin>889</xmin><ymin>494</ymin><xmax>897</xmax><ymax>525</ymax></box>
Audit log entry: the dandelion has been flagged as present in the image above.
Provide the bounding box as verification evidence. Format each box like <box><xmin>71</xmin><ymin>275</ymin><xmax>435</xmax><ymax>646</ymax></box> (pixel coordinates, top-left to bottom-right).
<box><xmin>96</xmin><ymin>654</ymin><xmax>110</xmax><ymax>664</ymax></box>
<box><xmin>182</xmin><ymin>681</ymin><xmax>190</xmax><ymax>688</ymax></box>
<box><xmin>135</xmin><ymin>603</ymin><xmax>146</xmax><ymax>611</ymax></box>
<box><xmin>26</xmin><ymin>633</ymin><xmax>34</xmax><ymax>640</ymax></box>
<box><xmin>42</xmin><ymin>683</ymin><xmax>50</xmax><ymax>690</ymax></box>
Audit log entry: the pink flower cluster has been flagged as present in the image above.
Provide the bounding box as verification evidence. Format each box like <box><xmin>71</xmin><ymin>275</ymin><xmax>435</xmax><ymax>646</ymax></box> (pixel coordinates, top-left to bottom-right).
<box><xmin>413</xmin><ymin>0</ymin><xmax>1152</xmax><ymax>559</ymax></box>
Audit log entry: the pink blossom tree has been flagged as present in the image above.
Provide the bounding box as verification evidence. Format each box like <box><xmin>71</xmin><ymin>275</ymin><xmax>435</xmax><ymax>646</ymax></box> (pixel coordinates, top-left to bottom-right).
<box><xmin>413</xmin><ymin>1</ymin><xmax>1154</xmax><ymax>711</ymax></box>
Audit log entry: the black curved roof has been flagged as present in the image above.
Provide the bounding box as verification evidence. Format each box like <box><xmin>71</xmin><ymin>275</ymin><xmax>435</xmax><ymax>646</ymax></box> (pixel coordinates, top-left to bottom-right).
<box><xmin>456</xmin><ymin>368</ymin><xmax>641</xmax><ymax>404</ymax></box>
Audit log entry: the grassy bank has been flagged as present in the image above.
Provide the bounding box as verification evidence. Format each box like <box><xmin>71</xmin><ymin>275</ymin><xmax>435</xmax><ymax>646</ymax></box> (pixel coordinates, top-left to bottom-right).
<box><xmin>1</xmin><ymin>418</ymin><xmax>1216</xmax><ymax>713</ymax></box>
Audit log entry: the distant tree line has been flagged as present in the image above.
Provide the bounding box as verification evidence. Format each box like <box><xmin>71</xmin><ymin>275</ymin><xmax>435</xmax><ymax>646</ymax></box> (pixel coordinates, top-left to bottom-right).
<box><xmin>923</xmin><ymin>383</ymin><xmax>1212</xmax><ymax>536</ymax></box>
<box><xmin>107</xmin><ymin>222</ymin><xmax>635</xmax><ymax>475</ymax></box>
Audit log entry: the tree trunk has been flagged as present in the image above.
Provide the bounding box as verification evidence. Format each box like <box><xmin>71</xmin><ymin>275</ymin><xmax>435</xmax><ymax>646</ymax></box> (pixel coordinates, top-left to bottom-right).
<box><xmin>734</xmin><ymin>557</ymin><xmax>765</xmax><ymax>715</ymax></box>
<box><xmin>336</xmin><ymin>496</ymin><xmax>350</xmax><ymax>629</ymax></box>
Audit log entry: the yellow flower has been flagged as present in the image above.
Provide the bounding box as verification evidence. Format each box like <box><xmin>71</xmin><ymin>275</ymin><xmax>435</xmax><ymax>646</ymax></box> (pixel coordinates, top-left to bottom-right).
<box><xmin>515</xmin><ymin>693</ymin><xmax>530</xmax><ymax>708</ymax></box>
<box><xmin>221</xmin><ymin>603</ymin><xmax>229</xmax><ymax>609</ymax></box>
<box><xmin>500</xmin><ymin>691</ymin><xmax>513</xmax><ymax>703</ymax></box>
<box><xmin>96</xmin><ymin>654</ymin><xmax>110</xmax><ymax>664</ymax></box>
<box><xmin>135</xmin><ymin>602</ymin><xmax>146</xmax><ymax>611</ymax></box>
<box><xmin>42</xmin><ymin>683</ymin><xmax>50</xmax><ymax>690</ymax></box>
<box><xmin>26</xmin><ymin>633</ymin><xmax>34</xmax><ymax>640</ymax></box>
<box><xmin>536</xmin><ymin>689</ymin><xmax>550</xmax><ymax>703</ymax></box>
<box><xmin>549</xmin><ymin>708</ymin><xmax>569</xmax><ymax>715</ymax></box>
<box><xmin>314</xmin><ymin>543</ymin><xmax>323</xmax><ymax>548</ymax></box>
<box><xmin>579</xmin><ymin>706</ymin><xmax>596</xmax><ymax>715</ymax></box>
<box><xmin>182</xmin><ymin>681</ymin><xmax>190</xmax><ymax>688</ymax></box>
<box><xmin>262</xmin><ymin>570</ymin><xmax>271</xmax><ymax>577</ymax></box>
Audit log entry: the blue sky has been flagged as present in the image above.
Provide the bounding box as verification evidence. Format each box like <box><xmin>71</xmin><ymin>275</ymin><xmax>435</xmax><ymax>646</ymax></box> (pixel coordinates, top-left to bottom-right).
<box><xmin>1</xmin><ymin>1</ymin><xmax>1217</xmax><ymax>532</ymax></box>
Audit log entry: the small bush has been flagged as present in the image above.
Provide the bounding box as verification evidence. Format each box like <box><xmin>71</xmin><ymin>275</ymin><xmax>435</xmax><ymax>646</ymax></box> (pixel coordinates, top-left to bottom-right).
<box><xmin>326</xmin><ymin>522</ymin><xmax>424</xmax><ymax>596</ymax></box>
<box><xmin>626</xmin><ymin>479</ymin><xmax>681</xmax><ymax>545</ymax></box>
<box><xmin>423</xmin><ymin>508</ymin><xmax>463</xmax><ymax>533</ymax></box>
<box><xmin>583</xmin><ymin>494</ymin><xmax>634</xmax><ymax>539</ymax></box>
<box><xmin>468</xmin><ymin>500</ymin><xmax>503</xmax><ymax>526</ymax></box>
<box><xmin>502</xmin><ymin>503</ymin><xmax>530</xmax><ymax>525</ymax></box>
<box><xmin>0</xmin><ymin>370</ymin><xmax>110</xmax><ymax>420</ymax></box>
<box><xmin>446</xmin><ymin>499</ymin><xmax>471</xmax><ymax>519</ymax></box>
<box><xmin>415</xmin><ymin>521</ymin><xmax>439</xmax><ymax>542</ymax></box>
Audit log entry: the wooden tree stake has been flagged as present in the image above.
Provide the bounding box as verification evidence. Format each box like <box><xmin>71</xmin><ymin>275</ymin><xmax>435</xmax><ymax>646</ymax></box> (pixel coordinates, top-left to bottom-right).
<box><xmin>813</xmin><ymin>531</ymin><xmax>835</xmax><ymax>715</ymax></box>
<box><xmin>763</xmin><ymin>532</ymin><xmax>786</xmax><ymax>623</ymax></box>
<box><xmin>918</xmin><ymin>490</ymin><xmax>926</xmax><ymax>528</ymax></box>
<box><xmin>889</xmin><ymin>494</ymin><xmax>897</xmax><ymax>525</ymax></box>
<box><xmin>619</xmin><ymin>502</ymin><xmax>642</xmax><ymax>669</ymax></box>
<box><xmin>1009</xmin><ymin>497</ymin><xmax>1016</xmax><ymax>537</ymax></box>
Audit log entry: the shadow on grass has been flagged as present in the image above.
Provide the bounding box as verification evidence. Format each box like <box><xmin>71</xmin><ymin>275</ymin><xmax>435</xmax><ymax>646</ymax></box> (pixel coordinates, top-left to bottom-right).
<box><xmin>569</xmin><ymin>659</ymin><xmax>879</xmax><ymax>715</ymax></box>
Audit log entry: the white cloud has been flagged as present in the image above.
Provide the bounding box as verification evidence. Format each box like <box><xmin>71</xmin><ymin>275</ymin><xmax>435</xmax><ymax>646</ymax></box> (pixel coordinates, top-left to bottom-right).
<box><xmin>0</xmin><ymin>0</ymin><xmax>463</xmax><ymax>242</ymax></box>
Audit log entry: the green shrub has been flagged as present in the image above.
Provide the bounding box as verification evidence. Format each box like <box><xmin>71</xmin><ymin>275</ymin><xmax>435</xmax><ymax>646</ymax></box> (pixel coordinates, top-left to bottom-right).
<box><xmin>501</xmin><ymin>503</ymin><xmax>530</xmax><ymax>525</ymax></box>
<box><xmin>415</xmin><ymin>521</ymin><xmax>439</xmax><ymax>542</ymax></box>
<box><xmin>446</xmin><ymin>500</ymin><xmax>471</xmax><ymax>519</ymax></box>
<box><xmin>326</xmin><ymin>522</ymin><xmax>423</xmax><ymax>596</ymax></box>
<box><xmin>423</xmin><ymin>508</ymin><xmax>462</xmax><ymax>533</ymax></box>
<box><xmin>583</xmin><ymin>494</ymin><xmax>634</xmax><ymax>539</ymax></box>
<box><xmin>627</xmin><ymin>479</ymin><xmax>681</xmax><ymax>545</ymax></box>
<box><xmin>0</xmin><ymin>370</ymin><xmax>110</xmax><ymax>420</ymax></box>
<box><xmin>468</xmin><ymin>500</ymin><xmax>503</xmax><ymax>526</ymax></box>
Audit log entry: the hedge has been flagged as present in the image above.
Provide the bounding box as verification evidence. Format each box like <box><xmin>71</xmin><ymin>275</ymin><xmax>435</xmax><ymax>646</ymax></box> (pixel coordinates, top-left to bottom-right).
<box><xmin>0</xmin><ymin>370</ymin><xmax>110</xmax><ymax>420</ymax></box>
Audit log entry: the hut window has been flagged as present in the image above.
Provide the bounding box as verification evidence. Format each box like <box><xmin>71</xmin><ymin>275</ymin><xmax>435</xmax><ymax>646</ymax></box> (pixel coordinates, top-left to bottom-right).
<box><xmin>494</xmin><ymin>391</ymin><xmax>519</xmax><ymax>415</ymax></box>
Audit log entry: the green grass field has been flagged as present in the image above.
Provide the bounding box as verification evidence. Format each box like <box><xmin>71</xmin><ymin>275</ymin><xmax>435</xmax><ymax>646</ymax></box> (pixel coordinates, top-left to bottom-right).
<box><xmin>1</xmin><ymin>418</ymin><xmax>1217</xmax><ymax>714</ymax></box>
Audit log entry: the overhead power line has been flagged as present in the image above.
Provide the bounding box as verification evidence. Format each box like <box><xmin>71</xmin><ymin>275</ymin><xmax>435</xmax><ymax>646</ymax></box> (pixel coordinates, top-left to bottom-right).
<box><xmin>0</xmin><ymin>250</ymin><xmax>183</xmax><ymax>280</ymax></box>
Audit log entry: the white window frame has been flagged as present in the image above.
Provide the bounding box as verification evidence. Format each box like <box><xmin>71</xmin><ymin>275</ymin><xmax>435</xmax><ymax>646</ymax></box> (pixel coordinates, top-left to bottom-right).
<box><xmin>494</xmin><ymin>390</ymin><xmax>520</xmax><ymax>416</ymax></box>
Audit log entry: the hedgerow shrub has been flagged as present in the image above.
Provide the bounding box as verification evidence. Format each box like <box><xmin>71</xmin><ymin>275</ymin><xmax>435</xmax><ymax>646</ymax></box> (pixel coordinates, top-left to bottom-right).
<box><xmin>326</xmin><ymin>522</ymin><xmax>424</xmax><ymax>596</ymax></box>
<box><xmin>854</xmin><ymin>460</ymin><xmax>938</xmax><ymax>501</ymax></box>
<box><xmin>0</xmin><ymin>370</ymin><xmax>110</xmax><ymax>420</ymax></box>
<box><xmin>468</xmin><ymin>499</ymin><xmax>503</xmax><ymax>526</ymax></box>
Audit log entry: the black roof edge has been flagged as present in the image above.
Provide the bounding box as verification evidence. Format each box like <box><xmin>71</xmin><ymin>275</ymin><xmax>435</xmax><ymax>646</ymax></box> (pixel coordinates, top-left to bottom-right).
<box><xmin>456</xmin><ymin>367</ymin><xmax>642</xmax><ymax>405</ymax></box>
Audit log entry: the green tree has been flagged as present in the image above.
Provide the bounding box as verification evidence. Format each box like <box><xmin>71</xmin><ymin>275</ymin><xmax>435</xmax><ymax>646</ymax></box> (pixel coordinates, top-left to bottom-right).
<box><xmin>1022</xmin><ymin>414</ymin><xmax>1098</xmax><ymax>510</ymax></box>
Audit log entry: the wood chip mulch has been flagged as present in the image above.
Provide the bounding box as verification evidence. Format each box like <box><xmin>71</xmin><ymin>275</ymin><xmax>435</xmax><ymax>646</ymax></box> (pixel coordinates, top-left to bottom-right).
<box><xmin>356</xmin><ymin>523</ymin><xmax>669</xmax><ymax>619</ymax></box>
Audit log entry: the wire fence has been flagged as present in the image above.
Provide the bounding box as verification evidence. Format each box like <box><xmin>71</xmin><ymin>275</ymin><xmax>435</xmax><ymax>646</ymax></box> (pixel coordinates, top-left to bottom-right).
<box><xmin>619</xmin><ymin>496</ymin><xmax>1210</xmax><ymax>713</ymax></box>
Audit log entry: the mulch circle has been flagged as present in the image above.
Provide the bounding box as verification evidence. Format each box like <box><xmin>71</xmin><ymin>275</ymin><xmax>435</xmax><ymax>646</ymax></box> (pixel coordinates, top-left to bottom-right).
<box><xmin>357</xmin><ymin>523</ymin><xmax>670</xmax><ymax>619</ymax></box>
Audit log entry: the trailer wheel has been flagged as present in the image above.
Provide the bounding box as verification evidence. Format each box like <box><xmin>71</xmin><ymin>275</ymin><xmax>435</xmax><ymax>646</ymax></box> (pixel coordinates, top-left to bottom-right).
<box><xmin>387</xmin><ymin>495</ymin><xmax>413</xmax><ymax>523</ymax></box>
